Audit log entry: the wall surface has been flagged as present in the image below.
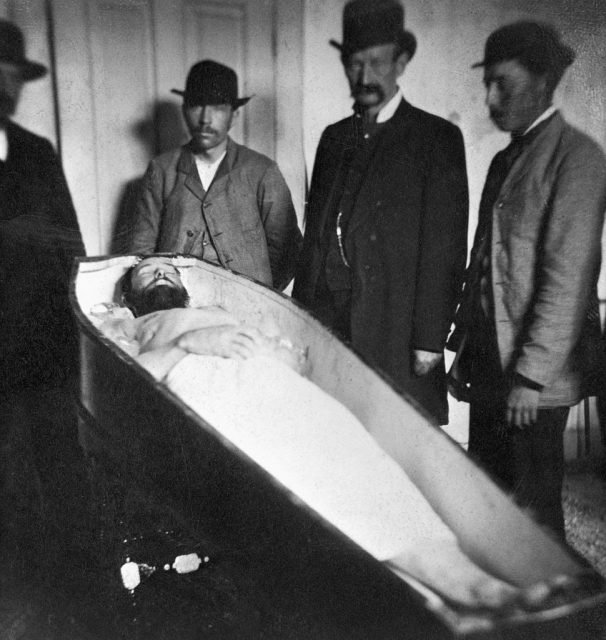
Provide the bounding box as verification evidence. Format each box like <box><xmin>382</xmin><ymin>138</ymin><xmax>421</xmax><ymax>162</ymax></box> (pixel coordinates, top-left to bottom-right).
<box><xmin>7</xmin><ymin>0</ymin><xmax>56</xmax><ymax>145</ymax></box>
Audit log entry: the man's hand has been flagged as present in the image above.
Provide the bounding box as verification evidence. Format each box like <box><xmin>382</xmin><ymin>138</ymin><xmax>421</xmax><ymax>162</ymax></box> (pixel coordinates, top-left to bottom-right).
<box><xmin>506</xmin><ymin>385</ymin><xmax>540</xmax><ymax>429</ymax></box>
<box><xmin>178</xmin><ymin>325</ymin><xmax>263</xmax><ymax>360</ymax></box>
<box><xmin>413</xmin><ymin>350</ymin><xmax>443</xmax><ymax>376</ymax></box>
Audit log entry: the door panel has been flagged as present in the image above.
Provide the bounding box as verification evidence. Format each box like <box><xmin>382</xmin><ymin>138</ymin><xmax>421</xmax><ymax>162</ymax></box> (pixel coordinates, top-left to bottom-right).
<box><xmin>88</xmin><ymin>0</ymin><xmax>157</xmax><ymax>252</ymax></box>
<box><xmin>181</xmin><ymin>0</ymin><xmax>275</xmax><ymax>158</ymax></box>
<box><xmin>183</xmin><ymin>2</ymin><xmax>248</xmax><ymax>148</ymax></box>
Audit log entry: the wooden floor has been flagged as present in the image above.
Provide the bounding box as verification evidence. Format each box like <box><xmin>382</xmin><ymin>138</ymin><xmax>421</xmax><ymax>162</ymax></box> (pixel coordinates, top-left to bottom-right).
<box><xmin>2</xmin><ymin>397</ymin><xmax>606</xmax><ymax>640</ymax></box>
<box><xmin>564</xmin><ymin>458</ymin><xmax>606</xmax><ymax>579</ymax></box>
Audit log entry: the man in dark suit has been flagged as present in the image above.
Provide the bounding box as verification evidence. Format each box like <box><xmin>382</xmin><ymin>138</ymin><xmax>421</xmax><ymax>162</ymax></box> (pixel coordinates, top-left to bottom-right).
<box><xmin>0</xmin><ymin>21</ymin><xmax>85</xmax><ymax>559</ymax></box>
<box><xmin>293</xmin><ymin>0</ymin><xmax>468</xmax><ymax>424</ymax></box>
<box><xmin>448</xmin><ymin>22</ymin><xmax>606</xmax><ymax>538</ymax></box>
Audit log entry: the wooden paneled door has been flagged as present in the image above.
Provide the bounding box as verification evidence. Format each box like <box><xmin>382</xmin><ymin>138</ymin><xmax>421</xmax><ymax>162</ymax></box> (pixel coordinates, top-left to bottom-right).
<box><xmin>52</xmin><ymin>0</ymin><xmax>303</xmax><ymax>255</ymax></box>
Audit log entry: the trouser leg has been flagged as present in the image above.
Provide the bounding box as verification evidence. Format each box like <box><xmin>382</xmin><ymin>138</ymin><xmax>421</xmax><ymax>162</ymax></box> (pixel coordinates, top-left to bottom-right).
<box><xmin>470</xmin><ymin>398</ymin><xmax>568</xmax><ymax>540</ymax></box>
<box><xmin>468</xmin><ymin>397</ymin><xmax>513</xmax><ymax>490</ymax></box>
<box><xmin>510</xmin><ymin>407</ymin><xmax>569</xmax><ymax>539</ymax></box>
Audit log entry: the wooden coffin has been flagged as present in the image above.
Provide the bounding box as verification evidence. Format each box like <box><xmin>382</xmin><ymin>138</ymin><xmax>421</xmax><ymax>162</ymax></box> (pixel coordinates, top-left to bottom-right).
<box><xmin>70</xmin><ymin>255</ymin><xmax>606</xmax><ymax>639</ymax></box>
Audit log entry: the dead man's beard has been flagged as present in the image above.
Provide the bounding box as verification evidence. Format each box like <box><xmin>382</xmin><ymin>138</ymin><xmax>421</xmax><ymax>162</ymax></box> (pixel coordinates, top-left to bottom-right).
<box><xmin>128</xmin><ymin>285</ymin><xmax>190</xmax><ymax>317</ymax></box>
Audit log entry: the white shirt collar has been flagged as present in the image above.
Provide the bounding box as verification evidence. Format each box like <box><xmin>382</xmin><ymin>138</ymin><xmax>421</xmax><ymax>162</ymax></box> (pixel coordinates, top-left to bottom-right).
<box><xmin>523</xmin><ymin>105</ymin><xmax>557</xmax><ymax>136</ymax></box>
<box><xmin>0</xmin><ymin>127</ymin><xmax>7</xmax><ymax>162</ymax></box>
<box><xmin>194</xmin><ymin>150</ymin><xmax>226</xmax><ymax>191</ymax></box>
<box><xmin>376</xmin><ymin>87</ymin><xmax>403</xmax><ymax>124</ymax></box>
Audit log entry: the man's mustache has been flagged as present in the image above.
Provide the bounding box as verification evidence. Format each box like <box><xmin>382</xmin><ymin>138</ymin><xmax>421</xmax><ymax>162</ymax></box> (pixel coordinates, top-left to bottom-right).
<box><xmin>352</xmin><ymin>84</ymin><xmax>385</xmax><ymax>100</ymax></box>
<box><xmin>144</xmin><ymin>276</ymin><xmax>176</xmax><ymax>292</ymax></box>
<box><xmin>193</xmin><ymin>126</ymin><xmax>218</xmax><ymax>136</ymax></box>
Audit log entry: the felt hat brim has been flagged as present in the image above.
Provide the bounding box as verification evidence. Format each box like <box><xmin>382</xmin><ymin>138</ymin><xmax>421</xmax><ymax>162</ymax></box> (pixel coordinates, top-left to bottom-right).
<box><xmin>329</xmin><ymin>29</ymin><xmax>417</xmax><ymax>60</ymax></box>
<box><xmin>171</xmin><ymin>89</ymin><xmax>252</xmax><ymax>109</ymax></box>
<box><xmin>13</xmin><ymin>59</ymin><xmax>47</xmax><ymax>81</ymax></box>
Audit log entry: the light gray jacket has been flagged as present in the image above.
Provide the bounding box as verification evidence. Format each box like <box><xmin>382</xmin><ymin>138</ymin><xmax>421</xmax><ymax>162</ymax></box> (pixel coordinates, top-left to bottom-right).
<box><xmin>129</xmin><ymin>138</ymin><xmax>301</xmax><ymax>290</ymax></box>
<box><xmin>453</xmin><ymin>112</ymin><xmax>606</xmax><ymax>406</ymax></box>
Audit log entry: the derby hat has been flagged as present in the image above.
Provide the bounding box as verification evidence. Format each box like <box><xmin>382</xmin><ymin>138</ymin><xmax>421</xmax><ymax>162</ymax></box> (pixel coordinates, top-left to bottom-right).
<box><xmin>473</xmin><ymin>21</ymin><xmax>575</xmax><ymax>76</ymax></box>
<box><xmin>329</xmin><ymin>0</ymin><xmax>417</xmax><ymax>60</ymax></box>
<box><xmin>0</xmin><ymin>20</ymin><xmax>47</xmax><ymax>81</ymax></box>
<box><xmin>171</xmin><ymin>60</ymin><xmax>251</xmax><ymax>108</ymax></box>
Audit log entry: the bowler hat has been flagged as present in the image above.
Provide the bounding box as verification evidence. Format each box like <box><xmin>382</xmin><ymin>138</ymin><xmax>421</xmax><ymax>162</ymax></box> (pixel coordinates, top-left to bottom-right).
<box><xmin>0</xmin><ymin>20</ymin><xmax>47</xmax><ymax>81</ymax></box>
<box><xmin>171</xmin><ymin>60</ymin><xmax>251</xmax><ymax>108</ymax></box>
<box><xmin>473</xmin><ymin>21</ymin><xmax>575</xmax><ymax>76</ymax></box>
<box><xmin>329</xmin><ymin>0</ymin><xmax>417</xmax><ymax>60</ymax></box>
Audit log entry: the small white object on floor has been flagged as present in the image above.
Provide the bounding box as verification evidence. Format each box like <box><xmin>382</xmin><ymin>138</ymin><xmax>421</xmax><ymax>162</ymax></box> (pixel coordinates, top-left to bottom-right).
<box><xmin>172</xmin><ymin>553</ymin><xmax>203</xmax><ymax>574</ymax></box>
<box><xmin>120</xmin><ymin>561</ymin><xmax>141</xmax><ymax>590</ymax></box>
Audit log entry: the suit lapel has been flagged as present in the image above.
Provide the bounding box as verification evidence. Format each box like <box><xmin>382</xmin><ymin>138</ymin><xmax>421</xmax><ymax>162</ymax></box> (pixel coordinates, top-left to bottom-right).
<box><xmin>178</xmin><ymin>145</ymin><xmax>206</xmax><ymax>201</ymax></box>
<box><xmin>206</xmin><ymin>137</ymin><xmax>236</xmax><ymax>200</ymax></box>
<box><xmin>313</xmin><ymin>120</ymin><xmax>358</xmax><ymax>239</ymax></box>
<box><xmin>346</xmin><ymin>99</ymin><xmax>415</xmax><ymax>236</ymax></box>
<box><xmin>498</xmin><ymin>112</ymin><xmax>564</xmax><ymax>202</ymax></box>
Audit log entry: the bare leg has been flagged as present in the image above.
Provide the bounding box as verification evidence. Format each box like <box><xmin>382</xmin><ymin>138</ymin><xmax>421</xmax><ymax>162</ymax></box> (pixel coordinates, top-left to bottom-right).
<box><xmin>386</xmin><ymin>539</ymin><xmax>521</xmax><ymax>610</ymax></box>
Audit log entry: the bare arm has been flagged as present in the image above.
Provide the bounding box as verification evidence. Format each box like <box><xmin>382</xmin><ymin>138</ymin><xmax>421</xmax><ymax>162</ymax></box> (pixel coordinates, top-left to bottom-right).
<box><xmin>135</xmin><ymin>324</ymin><xmax>263</xmax><ymax>379</ymax></box>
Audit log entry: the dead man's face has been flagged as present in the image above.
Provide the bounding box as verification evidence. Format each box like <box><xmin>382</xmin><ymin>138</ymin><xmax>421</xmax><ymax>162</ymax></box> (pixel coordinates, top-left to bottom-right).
<box><xmin>125</xmin><ymin>257</ymin><xmax>190</xmax><ymax>317</ymax></box>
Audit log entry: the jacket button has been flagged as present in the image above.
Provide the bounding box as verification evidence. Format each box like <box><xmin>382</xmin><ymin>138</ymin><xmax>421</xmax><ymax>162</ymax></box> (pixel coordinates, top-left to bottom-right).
<box><xmin>203</xmin><ymin>202</ymin><xmax>211</xmax><ymax>208</ymax></box>
<box><xmin>370</xmin><ymin>233</ymin><xmax>377</xmax><ymax>242</ymax></box>
<box><xmin>186</xmin><ymin>230</ymin><xmax>194</xmax><ymax>237</ymax></box>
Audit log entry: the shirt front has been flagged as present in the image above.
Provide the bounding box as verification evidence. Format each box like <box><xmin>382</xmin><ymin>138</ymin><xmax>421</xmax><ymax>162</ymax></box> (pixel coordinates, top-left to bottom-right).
<box><xmin>188</xmin><ymin>151</ymin><xmax>227</xmax><ymax>263</ymax></box>
<box><xmin>194</xmin><ymin>150</ymin><xmax>226</xmax><ymax>191</ymax></box>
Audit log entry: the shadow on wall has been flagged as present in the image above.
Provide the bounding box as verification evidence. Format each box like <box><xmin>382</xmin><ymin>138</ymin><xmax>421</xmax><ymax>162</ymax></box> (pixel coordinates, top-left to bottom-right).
<box><xmin>111</xmin><ymin>100</ymin><xmax>186</xmax><ymax>254</ymax></box>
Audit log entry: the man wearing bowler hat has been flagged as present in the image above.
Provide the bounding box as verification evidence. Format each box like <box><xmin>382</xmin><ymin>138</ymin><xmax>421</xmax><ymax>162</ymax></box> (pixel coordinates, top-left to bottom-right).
<box><xmin>293</xmin><ymin>0</ymin><xmax>469</xmax><ymax>425</ymax></box>
<box><xmin>129</xmin><ymin>60</ymin><xmax>301</xmax><ymax>291</ymax></box>
<box><xmin>448</xmin><ymin>22</ymin><xmax>606</xmax><ymax>538</ymax></box>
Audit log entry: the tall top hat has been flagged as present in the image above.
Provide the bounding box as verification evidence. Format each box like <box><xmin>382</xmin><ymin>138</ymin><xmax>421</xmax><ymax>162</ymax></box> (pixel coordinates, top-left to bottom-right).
<box><xmin>171</xmin><ymin>60</ymin><xmax>252</xmax><ymax>108</ymax></box>
<box><xmin>0</xmin><ymin>20</ymin><xmax>47</xmax><ymax>81</ymax></box>
<box><xmin>472</xmin><ymin>21</ymin><xmax>575</xmax><ymax>76</ymax></box>
<box><xmin>329</xmin><ymin>0</ymin><xmax>417</xmax><ymax>60</ymax></box>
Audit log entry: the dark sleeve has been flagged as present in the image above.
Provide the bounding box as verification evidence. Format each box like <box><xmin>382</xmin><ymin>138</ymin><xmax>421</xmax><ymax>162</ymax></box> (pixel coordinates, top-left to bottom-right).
<box><xmin>0</xmin><ymin>137</ymin><xmax>85</xmax><ymax>389</ymax></box>
<box><xmin>412</xmin><ymin>123</ymin><xmax>469</xmax><ymax>352</ymax></box>
<box><xmin>257</xmin><ymin>163</ymin><xmax>302</xmax><ymax>291</ymax></box>
<box><xmin>292</xmin><ymin>130</ymin><xmax>333</xmax><ymax>303</ymax></box>
<box><xmin>39</xmin><ymin>137</ymin><xmax>85</xmax><ymax>266</ymax></box>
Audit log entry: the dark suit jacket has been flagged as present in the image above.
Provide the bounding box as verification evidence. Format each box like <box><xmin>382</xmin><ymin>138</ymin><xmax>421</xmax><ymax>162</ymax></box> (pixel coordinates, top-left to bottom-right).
<box><xmin>0</xmin><ymin>122</ymin><xmax>85</xmax><ymax>395</ymax></box>
<box><xmin>294</xmin><ymin>99</ymin><xmax>468</xmax><ymax>424</ymax></box>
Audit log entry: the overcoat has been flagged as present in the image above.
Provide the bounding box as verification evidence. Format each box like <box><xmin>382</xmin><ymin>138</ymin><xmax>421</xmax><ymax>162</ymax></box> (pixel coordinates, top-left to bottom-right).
<box><xmin>449</xmin><ymin>112</ymin><xmax>606</xmax><ymax>406</ymax></box>
<box><xmin>294</xmin><ymin>99</ymin><xmax>468</xmax><ymax>424</ymax></box>
<box><xmin>0</xmin><ymin>122</ymin><xmax>84</xmax><ymax>395</ymax></box>
<box><xmin>130</xmin><ymin>138</ymin><xmax>301</xmax><ymax>291</ymax></box>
